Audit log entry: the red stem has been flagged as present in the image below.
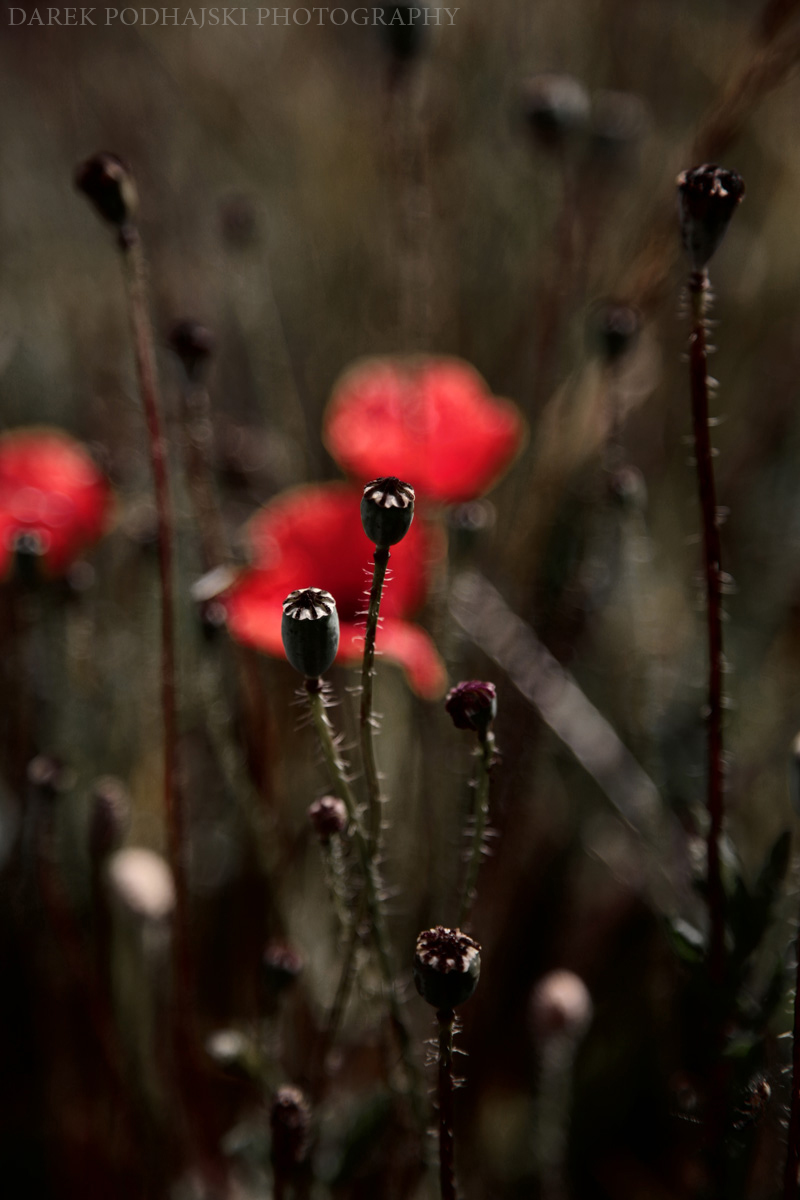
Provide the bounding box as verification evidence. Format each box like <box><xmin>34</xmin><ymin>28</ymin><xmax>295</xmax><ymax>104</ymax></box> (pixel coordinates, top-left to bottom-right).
<box><xmin>121</xmin><ymin>232</ymin><xmax>188</xmax><ymax>990</ymax></box>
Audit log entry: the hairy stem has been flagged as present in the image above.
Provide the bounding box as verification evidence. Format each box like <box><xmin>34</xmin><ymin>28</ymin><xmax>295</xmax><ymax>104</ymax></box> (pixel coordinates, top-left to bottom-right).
<box><xmin>360</xmin><ymin>546</ymin><xmax>390</xmax><ymax>851</ymax></box>
<box><xmin>437</xmin><ymin>1008</ymin><xmax>456</xmax><ymax>1200</ymax></box>
<box><xmin>688</xmin><ymin>271</ymin><xmax>725</xmax><ymax>991</ymax></box>
<box><xmin>305</xmin><ymin>681</ymin><xmax>426</xmax><ymax>1129</ymax></box>
<box><xmin>458</xmin><ymin>730</ymin><xmax>495</xmax><ymax>929</ymax></box>
<box><xmin>121</xmin><ymin>232</ymin><xmax>187</xmax><ymax>977</ymax></box>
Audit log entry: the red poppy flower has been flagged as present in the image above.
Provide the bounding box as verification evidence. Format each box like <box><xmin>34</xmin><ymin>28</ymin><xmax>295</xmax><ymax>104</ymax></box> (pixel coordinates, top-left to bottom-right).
<box><xmin>221</xmin><ymin>483</ymin><xmax>446</xmax><ymax>698</ymax></box>
<box><xmin>323</xmin><ymin>357</ymin><xmax>525</xmax><ymax>504</ymax></box>
<box><xmin>0</xmin><ymin>428</ymin><xmax>112</xmax><ymax>579</ymax></box>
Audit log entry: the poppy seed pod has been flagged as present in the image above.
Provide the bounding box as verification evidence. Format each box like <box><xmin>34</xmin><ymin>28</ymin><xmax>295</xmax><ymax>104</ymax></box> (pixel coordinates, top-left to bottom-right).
<box><xmin>361</xmin><ymin>477</ymin><xmax>415</xmax><ymax>548</ymax></box>
<box><xmin>281</xmin><ymin>588</ymin><xmax>340</xmax><ymax>679</ymax></box>
<box><xmin>308</xmin><ymin>795</ymin><xmax>348</xmax><ymax>841</ymax></box>
<box><xmin>445</xmin><ymin>680</ymin><xmax>497</xmax><ymax>737</ymax></box>
<box><xmin>677</xmin><ymin>164</ymin><xmax>745</xmax><ymax>270</ymax></box>
<box><xmin>75</xmin><ymin>152</ymin><xmax>138</xmax><ymax>228</ymax></box>
<box><xmin>414</xmin><ymin>926</ymin><xmax>481</xmax><ymax>1010</ymax></box>
<box><xmin>168</xmin><ymin>319</ymin><xmax>216</xmax><ymax>381</ymax></box>
<box><xmin>521</xmin><ymin>74</ymin><xmax>591</xmax><ymax>152</ymax></box>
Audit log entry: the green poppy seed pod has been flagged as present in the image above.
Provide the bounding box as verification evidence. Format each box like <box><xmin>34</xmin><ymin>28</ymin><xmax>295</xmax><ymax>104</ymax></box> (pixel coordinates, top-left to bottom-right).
<box><xmin>414</xmin><ymin>926</ymin><xmax>481</xmax><ymax>1010</ymax></box>
<box><xmin>281</xmin><ymin>588</ymin><xmax>340</xmax><ymax>679</ymax></box>
<box><xmin>75</xmin><ymin>152</ymin><xmax>138</xmax><ymax>229</ymax></box>
<box><xmin>361</xmin><ymin>477</ymin><xmax>415</xmax><ymax>548</ymax></box>
<box><xmin>677</xmin><ymin>164</ymin><xmax>745</xmax><ymax>270</ymax></box>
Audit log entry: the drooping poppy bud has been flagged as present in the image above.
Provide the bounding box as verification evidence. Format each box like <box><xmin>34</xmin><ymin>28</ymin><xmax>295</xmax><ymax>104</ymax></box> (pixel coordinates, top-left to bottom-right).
<box><xmin>445</xmin><ymin>681</ymin><xmax>497</xmax><ymax>737</ymax></box>
<box><xmin>308</xmin><ymin>795</ymin><xmax>348</xmax><ymax>842</ymax></box>
<box><xmin>676</xmin><ymin>164</ymin><xmax>745</xmax><ymax>270</ymax></box>
<box><xmin>75</xmin><ymin>152</ymin><xmax>138</xmax><ymax>228</ymax></box>
<box><xmin>361</xmin><ymin>477</ymin><xmax>415</xmax><ymax>548</ymax></box>
<box><xmin>281</xmin><ymin>588</ymin><xmax>340</xmax><ymax>679</ymax></box>
<box><xmin>413</xmin><ymin>925</ymin><xmax>481</xmax><ymax>1010</ymax></box>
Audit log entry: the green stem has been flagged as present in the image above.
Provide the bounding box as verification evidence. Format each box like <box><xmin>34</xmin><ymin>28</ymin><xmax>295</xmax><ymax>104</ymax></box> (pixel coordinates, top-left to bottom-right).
<box><xmin>458</xmin><ymin>730</ymin><xmax>495</xmax><ymax>929</ymax></box>
<box><xmin>305</xmin><ymin>680</ymin><xmax>426</xmax><ymax>1130</ymax></box>
<box><xmin>360</xmin><ymin>546</ymin><xmax>390</xmax><ymax>851</ymax></box>
<box><xmin>437</xmin><ymin>1008</ymin><xmax>456</xmax><ymax>1200</ymax></box>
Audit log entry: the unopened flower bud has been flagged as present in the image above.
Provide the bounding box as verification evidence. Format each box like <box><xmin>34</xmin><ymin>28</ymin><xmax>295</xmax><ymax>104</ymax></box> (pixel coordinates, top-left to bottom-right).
<box><xmin>89</xmin><ymin>776</ymin><xmax>131</xmax><ymax>860</ymax></box>
<box><xmin>676</xmin><ymin>164</ymin><xmax>745</xmax><ymax>270</ymax></box>
<box><xmin>270</xmin><ymin>1086</ymin><xmax>311</xmax><ymax>1173</ymax></box>
<box><xmin>529</xmin><ymin>970</ymin><xmax>593</xmax><ymax>1040</ymax></box>
<box><xmin>168</xmin><ymin>319</ymin><xmax>216</xmax><ymax>382</ymax></box>
<box><xmin>521</xmin><ymin>74</ymin><xmax>590</xmax><ymax>152</ymax></box>
<box><xmin>107</xmin><ymin>847</ymin><xmax>176</xmax><ymax>922</ymax></box>
<box><xmin>445</xmin><ymin>681</ymin><xmax>497</xmax><ymax>737</ymax></box>
<box><xmin>308</xmin><ymin>795</ymin><xmax>348</xmax><ymax>842</ymax></box>
<box><xmin>592</xmin><ymin>302</ymin><xmax>640</xmax><ymax>364</ymax></box>
<box><xmin>361</xmin><ymin>477</ymin><xmax>415</xmax><ymax>548</ymax></box>
<box><xmin>281</xmin><ymin>588</ymin><xmax>340</xmax><ymax>679</ymax></box>
<box><xmin>414</xmin><ymin>926</ymin><xmax>481</xmax><ymax>1010</ymax></box>
<box><xmin>262</xmin><ymin>941</ymin><xmax>304</xmax><ymax>995</ymax></box>
<box><xmin>75</xmin><ymin>152</ymin><xmax>138</xmax><ymax>228</ymax></box>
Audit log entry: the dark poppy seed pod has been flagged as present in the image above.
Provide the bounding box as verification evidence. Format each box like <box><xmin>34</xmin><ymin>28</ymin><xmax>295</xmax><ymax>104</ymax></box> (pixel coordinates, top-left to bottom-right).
<box><xmin>381</xmin><ymin>5</ymin><xmax>426</xmax><ymax>64</ymax></box>
<box><xmin>308</xmin><ymin>795</ymin><xmax>348</xmax><ymax>842</ymax></box>
<box><xmin>262</xmin><ymin>941</ymin><xmax>304</xmax><ymax>995</ymax></box>
<box><xmin>592</xmin><ymin>302</ymin><xmax>640</xmax><ymax>364</ymax></box>
<box><xmin>414</xmin><ymin>926</ymin><xmax>481</xmax><ymax>1010</ymax></box>
<box><xmin>445</xmin><ymin>680</ymin><xmax>497</xmax><ymax>736</ymax></box>
<box><xmin>75</xmin><ymin>152</ymin><xmax>138</xmax><ymax>228</ymax></box>
<box><xmin>281</xmin><ymin>588</ymin><xmax>340</xmax><ymax>679</ymax></box>
<box><xmin>270</xmin><ymin>1086</ymin><xmax>311</xmax><ymax>1173</ymax></box>
<box><xmin>168</xmin><ymin>319</ymin><xmax>216</xmax><ymax>382</ymax></box>
<box><xmin>361</xmin><ymin>477</ymin><xmax>415</xmax><ymax>548</ymax></box>
<box><xmin>521</xmin><ymin>74</ymin><xmax>590</xmax><ymax>152</ymax></box>
<box><xmin>676</xmin><ymin>164</ymin><xmax>745</xmax><ymax>270</ymax></box>
<box><xmin>89</xmin><ymin>776</ymin><xmax>131</xmax><ymax>860</ymax></box>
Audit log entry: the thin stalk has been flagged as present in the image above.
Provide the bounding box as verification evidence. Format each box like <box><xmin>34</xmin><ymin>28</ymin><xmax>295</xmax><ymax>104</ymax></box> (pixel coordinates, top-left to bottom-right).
<box><xmin>458</xmin><ymin>730</ymin><xmax>495</xmax><ymax>929</ymax></box>
<box><xmin>360</xmin><ymin>546</ymin><xmax>390</xmax><ymax>850</ymax></box>
<box><xmin>688</xmin><ymin>270</ymin><xmax>725</xmax><ymax>991</ymax></box>
<box><xmin>785</xmin><ymin>918</ymin><xmax>800</xmax><ymax>1196</ymax></box>
<box><xmin>120</xmin><ymin>231</ymin><xmax>188</xmax><ymax>992</ymax></box>
<box><xmin>437</xmin><ymin>1008</ymin><xmax>456</xmax><ymax>1200</ymax></box>
<box><xmin>305</xmin><ymin>680</ymin><xmax>427</xmax><ymax>1130</ymax></box>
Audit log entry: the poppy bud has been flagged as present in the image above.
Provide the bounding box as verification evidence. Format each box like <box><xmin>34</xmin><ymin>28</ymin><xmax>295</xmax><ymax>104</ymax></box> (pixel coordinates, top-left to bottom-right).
<box><xmin>262</xmin><ymin>941</ymin><xmax>304</xmax><ymax>995</ymax></box>
<box><xmin>445</xmin><ymin>680</ymin><xmax>497</xmax><ymax>737</ymax></box>
<box><xmin>676</xmin><ymin>164</ymin><xmax>745</xmax><ymax>270</ymax></box>
<box><xmin>591</xmin><ymin>302</ymin><xmax>640</xmax><ymax>364</ymax></box>
<box><xmin>361</xmin><ymin>477</ymin><xmax>415</xmax><ymax>548</ymax></box>
<box><xmin>381</xmin><ymin>5</ymin><xmax>426</xmax><ymax>65</ymax></box>
<box><xmin>75</xmin><ymin>152</ymin><xmax>138</xmax><ymax>228</ymax></box>
<box><xmin>308</xmin><ymin>795</ymin><xmax>348</xmax><ymax>842</ymax></box>
<box><xmin>413</xmin><ymin>926</ymin><xmax>481</xmax><ymax>1010</ymax></box>
<box><xmin>521</xmin><ymin>74</ymin><xmax>590</xmax><ymax>152</ymax></box>
<box><xmin>168</xmin><ymin>319</ymin><xmax>216</xmax><ymax>382</ymax></box>
<box><xmin>281</xmin><ymin>588</ymin><xmax>340</xmax><ymax>679</ymax></box>
<box><xmin>89</xmin><ymin>776</ymin><xmax>131</xmax><ymax>860</ymax></box>
<box><xmin>270</xmin><ymin>1086</ymin><xmax>311</xmax><ymax>1173</ymax></box>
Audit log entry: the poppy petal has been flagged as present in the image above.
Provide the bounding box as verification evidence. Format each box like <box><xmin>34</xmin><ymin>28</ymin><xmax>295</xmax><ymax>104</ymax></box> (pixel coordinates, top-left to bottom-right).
<box><xmin>324</xmin><ymin>357</ymin><xmax>526</xmax><ymax>504</ymax></box>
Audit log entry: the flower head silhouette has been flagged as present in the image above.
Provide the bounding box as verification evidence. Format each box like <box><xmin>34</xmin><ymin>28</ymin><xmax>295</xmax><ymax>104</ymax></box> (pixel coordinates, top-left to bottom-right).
<box><xmin>0</xmin><ymin>428</ymin><xmax>112</xmax><ymax>579</ymax></box>
<box><xmin>324</xmin><ymin>357</ymin><xmax>525</xmax><ymax>504</ymax></box>
<box><xmin>221</xmin><ymin>483</ymin><xmax>446</xmax><ymax>698</ymax></box>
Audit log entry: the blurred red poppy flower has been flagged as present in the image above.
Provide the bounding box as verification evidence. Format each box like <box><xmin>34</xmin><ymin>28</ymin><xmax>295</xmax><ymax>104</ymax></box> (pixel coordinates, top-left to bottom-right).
<box><xmin>221</xmin><ymin>483</ymin><xmax>446</xmax><ymax>698</ymax></box>
<box><xmin>323</xmin><ymin>357</ymin><xmax>525</xmax><ymax>504</ymax></box>
<box><xmin>0</xmin><ymin>428</ymin><xmax>112</xmax><ymax>579</ymax></box>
